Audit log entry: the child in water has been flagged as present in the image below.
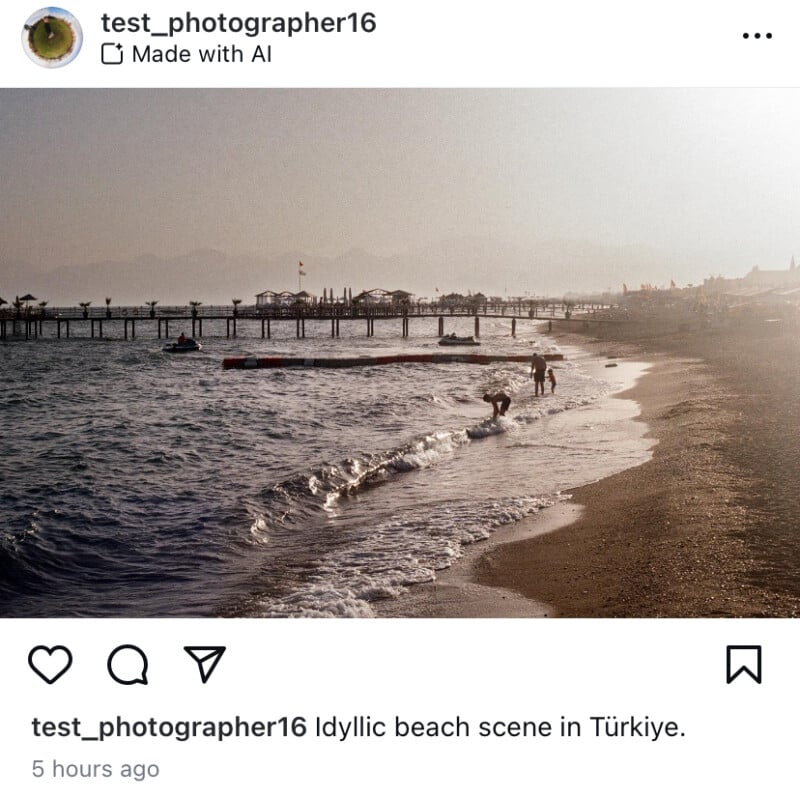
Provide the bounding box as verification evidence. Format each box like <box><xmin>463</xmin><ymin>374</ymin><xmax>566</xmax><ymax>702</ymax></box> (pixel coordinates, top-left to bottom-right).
<box><xmin>547</xmin><ymin>368</ymin><xmax>557</xmax><ymax>394</ymax></box>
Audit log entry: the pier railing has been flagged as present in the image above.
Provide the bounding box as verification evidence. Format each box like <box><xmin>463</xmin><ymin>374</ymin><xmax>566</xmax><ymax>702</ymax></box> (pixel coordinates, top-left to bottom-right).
<box><xmin>0</xmin><ymin>299</ymin><xmax>608</xmax><ymax>321</ymax></box>
<box><xmin>0</xmin><ymin>300</ymin><xmax>615</xmax><ymax>341</ymax></box>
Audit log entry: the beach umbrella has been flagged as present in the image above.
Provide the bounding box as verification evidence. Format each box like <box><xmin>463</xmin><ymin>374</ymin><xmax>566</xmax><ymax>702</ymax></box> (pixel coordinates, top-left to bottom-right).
<box><xmin>19</xmin><ymin>293</ymin><xmax>37</xmax><ymax>302</ymax></box>
<box><xmin>0</xmin><ymin>297</ymin><xmax>7</xmax><ymax>305</ymax></box>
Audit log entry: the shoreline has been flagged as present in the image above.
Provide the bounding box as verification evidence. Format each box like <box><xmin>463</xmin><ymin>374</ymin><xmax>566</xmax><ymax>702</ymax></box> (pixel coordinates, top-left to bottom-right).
<box><xmin>474</xmin><ymin>350</ymin><xmax>759</xmax><ymax>617</ymax></box>
<box><xmin>381</xmin><ymin>343</ymin><xmax>657</xmax><ymax>618</ymax></box>
<box><xmin>385</xmin><ymin>327</ymin><xmax>800</xmax><ymax>618</ymax></box>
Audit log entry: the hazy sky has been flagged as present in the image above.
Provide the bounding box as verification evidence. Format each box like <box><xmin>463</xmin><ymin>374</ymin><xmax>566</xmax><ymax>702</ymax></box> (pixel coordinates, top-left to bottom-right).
<box><xmin>2</xmin><ymin>88</ymin><xmax>800</xmax><ymax>295</ymax></box>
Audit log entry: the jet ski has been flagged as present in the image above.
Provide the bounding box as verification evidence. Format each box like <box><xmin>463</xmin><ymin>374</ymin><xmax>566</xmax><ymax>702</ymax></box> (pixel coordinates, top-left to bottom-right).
<box><xmin>438</xmin><ymin>334</ymin><xmax>480</xmax><ymax>346</ymax></box>
<box><xmin>163</xmin><ymin>339</ymin><xmax>202</xmax><ymax>353</ymax></box>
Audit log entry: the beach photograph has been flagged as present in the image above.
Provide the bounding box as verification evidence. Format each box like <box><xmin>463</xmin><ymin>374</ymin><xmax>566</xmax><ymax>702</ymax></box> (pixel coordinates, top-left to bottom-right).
<box><xmin>1</xmin><ymin>88</ymin><xmax>799</xmax><ymax>618</ymax></box>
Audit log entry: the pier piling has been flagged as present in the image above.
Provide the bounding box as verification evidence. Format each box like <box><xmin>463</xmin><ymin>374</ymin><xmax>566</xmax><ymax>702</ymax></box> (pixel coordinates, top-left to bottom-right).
<box><xmin>0</xmin><ymin>301</ymin><xmax>591</xmax><ymax>344</ymax></box>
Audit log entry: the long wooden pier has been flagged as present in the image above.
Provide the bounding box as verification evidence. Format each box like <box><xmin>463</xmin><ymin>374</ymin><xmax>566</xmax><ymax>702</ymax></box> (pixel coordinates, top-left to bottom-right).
<box><xmin>0</xmin><ymin>300</ymin><xmax>608</xmax><ymax>342</ymax></box>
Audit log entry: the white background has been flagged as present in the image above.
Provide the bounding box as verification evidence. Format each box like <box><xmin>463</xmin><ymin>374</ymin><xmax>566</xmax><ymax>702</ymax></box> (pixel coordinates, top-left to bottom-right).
<box><xmin>2</xmin><ymin>2</ymin><xmax>799</xmax><ymax>795</ymax></box>
<box><xmin>1</xmin><ymin>1</ymin><xmax>799</xmax><ymax>87</ymax></box>
<box><xmin>2</xmin><ymin>620</ymin><xmax>794</xmax><ymax>795</ymax></box>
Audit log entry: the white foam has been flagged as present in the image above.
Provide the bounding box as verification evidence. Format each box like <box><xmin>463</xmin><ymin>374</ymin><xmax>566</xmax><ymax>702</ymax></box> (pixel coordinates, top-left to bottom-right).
<box><xmin>253</xmin><ymin>496</ymin><xmax>553</xmax><ymax>618</ymax></box>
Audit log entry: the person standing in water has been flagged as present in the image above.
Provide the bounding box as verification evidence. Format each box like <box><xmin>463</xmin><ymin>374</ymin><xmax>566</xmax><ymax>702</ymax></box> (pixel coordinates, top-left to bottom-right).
<box><xmin>547</xmin><ymin>367</ymin><xmax>557</xmax><ymax>394</ymax></box>
<box><xmin>530</xmin><ymin>352</ymin><xmax>548</xmax><ymax>396</ymax></box>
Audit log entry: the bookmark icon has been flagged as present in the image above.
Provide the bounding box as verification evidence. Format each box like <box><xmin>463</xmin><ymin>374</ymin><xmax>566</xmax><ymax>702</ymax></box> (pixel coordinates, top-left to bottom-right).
<box><xmin>726</xmin><ymin>645</ymin><xmax>762</xmax><ymax>684</ymax></box>
<box><xmin>184</xmin><ymin>646</ymin><xmax>226</xmax><ymax>684</ymax></box>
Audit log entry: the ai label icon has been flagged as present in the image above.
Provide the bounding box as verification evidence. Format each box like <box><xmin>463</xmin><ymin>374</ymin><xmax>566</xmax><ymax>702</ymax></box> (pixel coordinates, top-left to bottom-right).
<box><xmin>102</xmin><ymin>43</ymin><xmax>123</xmax><ymax>65</ymax></box>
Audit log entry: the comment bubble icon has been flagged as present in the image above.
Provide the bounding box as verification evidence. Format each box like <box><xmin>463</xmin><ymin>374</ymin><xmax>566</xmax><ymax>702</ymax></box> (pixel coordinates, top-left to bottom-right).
<box><xmin>107</xmin><ymin>644</ymin><xmax>149</xmax><ymax>686</ymax></box>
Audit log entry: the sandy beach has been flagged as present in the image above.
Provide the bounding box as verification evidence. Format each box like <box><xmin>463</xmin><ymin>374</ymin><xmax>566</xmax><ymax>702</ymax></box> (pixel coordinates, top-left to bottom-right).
<box><xmin>390</xmin><ymin>317</ymin><xmax>800</xmax><ymax>618</ymax></box>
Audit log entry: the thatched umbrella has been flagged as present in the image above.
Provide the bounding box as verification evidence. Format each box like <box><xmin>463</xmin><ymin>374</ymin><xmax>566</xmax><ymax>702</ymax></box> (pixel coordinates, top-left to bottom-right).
<box><xmin>18</xmin><ymin>293</ymin><xmax>37</xmax><ymax>316</ymax></box>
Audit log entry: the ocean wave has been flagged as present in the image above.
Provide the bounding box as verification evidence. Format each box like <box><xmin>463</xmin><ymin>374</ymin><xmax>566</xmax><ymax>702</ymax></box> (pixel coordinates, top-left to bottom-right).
<box><xmin>250</xmin><ymin>495</ymin><xmax>556</xmax><ymax>618</ymax></box>
<box><xmin>0</xmin><ymin>322</ymin><xmax>635</xmax><ymax>616</ymax></box>
<box><xmin>256</xmin><ymin>416</ymin><xmax>517</xmax><ymax>531</ymax></box>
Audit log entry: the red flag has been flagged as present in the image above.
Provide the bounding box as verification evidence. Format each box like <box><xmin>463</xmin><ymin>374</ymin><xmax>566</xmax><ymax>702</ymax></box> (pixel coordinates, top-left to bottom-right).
<box><xmin>298</xmin><ymin>261</ymin><xmax>306</xmax><ymax>276</ymax></box>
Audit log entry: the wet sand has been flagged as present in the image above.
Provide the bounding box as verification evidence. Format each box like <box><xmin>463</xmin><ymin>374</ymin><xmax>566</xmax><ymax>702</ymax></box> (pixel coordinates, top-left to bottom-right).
<box><xmin>389</xmin><ymin>318</ymin><xmax>800</xmax><ymax>618</ymax></box>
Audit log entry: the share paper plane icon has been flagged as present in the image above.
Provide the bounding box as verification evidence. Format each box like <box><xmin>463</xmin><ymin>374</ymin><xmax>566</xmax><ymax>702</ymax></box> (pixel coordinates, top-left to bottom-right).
<box><xmin>184</xmin><ymin>647</ymin><xmax>226</xmax><ymax>684</ymax></box>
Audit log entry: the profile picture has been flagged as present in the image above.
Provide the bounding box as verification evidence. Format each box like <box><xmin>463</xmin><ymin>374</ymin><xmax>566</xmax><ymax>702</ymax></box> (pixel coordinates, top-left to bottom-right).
<box><xmin>22</xmin><ymin>7</ymin><xmax>82</xmax><ymax>68</ymax></box>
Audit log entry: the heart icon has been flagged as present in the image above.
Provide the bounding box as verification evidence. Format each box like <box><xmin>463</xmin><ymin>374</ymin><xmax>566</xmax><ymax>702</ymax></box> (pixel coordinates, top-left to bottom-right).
<box><xmin>29</xmin><ymin>645</ymin><xmax>73</xmax><ymax>684</ymax></box>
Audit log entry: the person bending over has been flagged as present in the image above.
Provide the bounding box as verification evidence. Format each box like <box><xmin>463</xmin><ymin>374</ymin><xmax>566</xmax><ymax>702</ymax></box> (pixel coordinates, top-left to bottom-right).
<box><xmin>483</xmin><ymin>391</ymin><xmax>511</xmax><ymax>418</ymax></box>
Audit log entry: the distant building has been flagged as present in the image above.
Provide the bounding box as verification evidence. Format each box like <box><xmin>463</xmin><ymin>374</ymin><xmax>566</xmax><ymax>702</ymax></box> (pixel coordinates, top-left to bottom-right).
<box><xmin>703</xmin><ymin>258</ymin><xmax>800</xmax><ymax>298</ymax></box>
<box><xmin>255</xmin><ymin>289</ymin><xmax>315</xmax><ymax>307</ymax></box>
<box><xmin>351</xmin><ymin>289</ymin><xmax>414</xmax><ymax>306</ymax></box>
<box><xmin>741</xmin><ymin>263</ymin><xmax>800</xmax><ymax>290</ymax></box>
<box><xmin>699</xmin><ymin>258</ymin><xmax>800</xmax><ymax>309</ymax></box>
<box><xmin>438</xmin><ymin>291</ymin><xmax>487</xmax><ymax>306</ymax></box>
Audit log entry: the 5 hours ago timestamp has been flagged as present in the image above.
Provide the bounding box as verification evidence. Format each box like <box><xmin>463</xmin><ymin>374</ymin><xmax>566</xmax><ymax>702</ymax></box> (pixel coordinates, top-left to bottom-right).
<box><xmin>32</xmin><ymin>760</ymin><xmax>160</xmax><ymax>782</ymax></box>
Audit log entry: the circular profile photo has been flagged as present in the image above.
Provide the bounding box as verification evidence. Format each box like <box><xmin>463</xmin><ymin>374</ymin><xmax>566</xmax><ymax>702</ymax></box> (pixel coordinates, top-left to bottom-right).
<box><xmin>22</xmin><ymin>8</ymin><xmax>83</xmax><ymax>68</ymax></box>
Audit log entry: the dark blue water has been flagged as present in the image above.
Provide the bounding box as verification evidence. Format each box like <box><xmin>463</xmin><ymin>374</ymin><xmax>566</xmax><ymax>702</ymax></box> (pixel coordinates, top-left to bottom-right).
<box><xmin>0</xmin><ymin>317</ymin><xmax>647</xmax><ymax>616</ymax></box>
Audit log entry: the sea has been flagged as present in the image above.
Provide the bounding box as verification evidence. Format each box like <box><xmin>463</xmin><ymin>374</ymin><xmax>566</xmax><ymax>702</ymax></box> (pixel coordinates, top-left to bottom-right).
<box><xmin>0</xmin><ymin>316</ymin><xmax>652</xmax><ymax>617</ymax></box>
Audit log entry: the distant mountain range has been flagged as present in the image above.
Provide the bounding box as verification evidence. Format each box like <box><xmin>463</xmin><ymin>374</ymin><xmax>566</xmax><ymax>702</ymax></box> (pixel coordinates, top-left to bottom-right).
<box><xmin>1</xmin><ymin>236</ymin><xmax>696</xmax><ymax>306</ymax></box>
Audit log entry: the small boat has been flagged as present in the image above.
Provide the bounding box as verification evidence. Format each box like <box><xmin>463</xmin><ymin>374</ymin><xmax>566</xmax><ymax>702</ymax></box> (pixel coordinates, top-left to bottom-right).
<box><xmin>163</xmin><ymin>339</ymin><xmax>202</xmax><ymax>353</ymax></box>
<box><xmin>438</xmin><ymin>334</ymin><xmax>480</xmax><ymax>346</ymax></box>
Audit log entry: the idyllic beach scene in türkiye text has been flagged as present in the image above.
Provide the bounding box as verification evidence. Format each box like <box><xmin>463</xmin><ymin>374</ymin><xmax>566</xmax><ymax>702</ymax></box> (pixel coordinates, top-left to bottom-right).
<box><xmin>2</xmin><ymin>89</ymin><xmax>800</xmax><ymax>617</ymax></box>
